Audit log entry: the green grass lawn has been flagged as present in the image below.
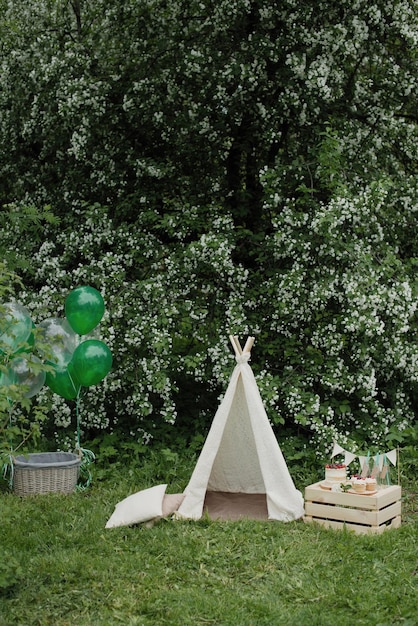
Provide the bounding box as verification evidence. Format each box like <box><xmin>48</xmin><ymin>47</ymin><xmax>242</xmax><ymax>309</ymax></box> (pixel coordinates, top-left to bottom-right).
<box><xmin>1</xmin><ymin>456</ymin><xmax>416</xmax><ymax>626</ymax></box>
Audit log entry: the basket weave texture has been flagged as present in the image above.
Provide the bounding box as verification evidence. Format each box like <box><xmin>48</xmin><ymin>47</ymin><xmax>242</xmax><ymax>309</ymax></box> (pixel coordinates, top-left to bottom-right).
<box><xmin>13</xmin><ymin>452</ymin><xmax>80</xmax><ymax>496</ymax></box>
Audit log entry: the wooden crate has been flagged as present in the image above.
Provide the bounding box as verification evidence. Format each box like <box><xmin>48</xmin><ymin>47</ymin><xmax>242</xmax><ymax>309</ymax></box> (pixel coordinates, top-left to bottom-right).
<box><xmin>304</xmin><ymin>482</ymin><xmax>401</xmax><ymax>535</ymax></box>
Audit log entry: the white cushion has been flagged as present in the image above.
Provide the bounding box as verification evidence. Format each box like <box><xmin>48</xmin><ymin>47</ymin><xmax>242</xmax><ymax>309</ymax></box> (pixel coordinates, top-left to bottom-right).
<box><xmin>105</xmin><ymin>484</ymin><xmax>167</xmax><ymax>528</ymax></box>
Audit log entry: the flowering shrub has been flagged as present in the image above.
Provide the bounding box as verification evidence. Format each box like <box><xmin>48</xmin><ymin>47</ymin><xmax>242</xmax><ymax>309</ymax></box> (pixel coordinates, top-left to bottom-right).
<box><xmin>0</xmin><ymin>185</ymin><xmax>415</xmax><ymax>455</ymax></box>
<box><xmin>0</xmin><ymin>0</ymin><xmax>417</xmax><ymax>455</ymax></box>
<box><xmin>0</xmin><ymin>0</ymin><xmax>417</xmax><ymax>212</ymax></box>
<box><xmin>256</xmin><ymin>179</ymin><xmax>417</xmax><ymax>451</ymax></box>
<box><xmin>3</xmin><ymin>204</ymin><xmax>250</xmax><ymax>446</ymax></box>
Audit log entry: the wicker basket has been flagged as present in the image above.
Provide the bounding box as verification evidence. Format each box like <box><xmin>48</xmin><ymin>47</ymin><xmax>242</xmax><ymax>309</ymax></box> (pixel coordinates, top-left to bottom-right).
<box><xmin>13</xmin><ymin>452</ymin><xmax>81</xmax><ymax>496</ymax></box>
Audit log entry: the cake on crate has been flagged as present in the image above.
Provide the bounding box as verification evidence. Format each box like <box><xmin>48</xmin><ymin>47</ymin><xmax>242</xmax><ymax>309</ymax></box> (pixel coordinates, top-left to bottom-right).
<box><xmin>324</xmin><ymin>463</ymin><xmax>347</xmax><ymax>483</ymax></box>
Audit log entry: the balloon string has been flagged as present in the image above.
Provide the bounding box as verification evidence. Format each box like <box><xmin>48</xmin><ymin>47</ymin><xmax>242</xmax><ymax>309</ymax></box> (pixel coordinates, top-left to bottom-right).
<box><xmin>75</xmin><ymin>386</ymin><xmax>82</xmax><ymax>451</ymax></box>
<box><xmin>3</xmin><ymin>404</ymin><xmax>16</xmax><ymax>488</ymax></box>
<box><xmin>74</xmin><ymin>386</ymin><xmax>95</xmax><ymax>491</ymax></box>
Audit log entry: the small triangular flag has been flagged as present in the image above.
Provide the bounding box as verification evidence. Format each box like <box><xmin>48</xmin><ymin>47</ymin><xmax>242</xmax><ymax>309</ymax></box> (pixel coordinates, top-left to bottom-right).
<box><xmin>358</xmin><ymin>455</ymin><xmax>367</xmax><ymax>469</ymax></box>
<box><xmin>386</xmin><ymin>449</ymin><xmax>397</xmax><ymax>466</ymax></box>
<box><xmin>331</xmin><ymin>441</ymin><xmax>345</xmax><ymax>458</ymax></box>
<box><xmin>344</xmin><ymin>451</ymin><xmax>356</xmax><ymax>466</ymax></box>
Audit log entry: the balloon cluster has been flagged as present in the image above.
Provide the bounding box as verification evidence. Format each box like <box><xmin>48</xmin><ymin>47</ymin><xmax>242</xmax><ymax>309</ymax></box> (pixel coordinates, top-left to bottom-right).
<box><xmin>0</xmin><ymin>286</ymin><xmax>112</xmax><ymax>401</ymax></box>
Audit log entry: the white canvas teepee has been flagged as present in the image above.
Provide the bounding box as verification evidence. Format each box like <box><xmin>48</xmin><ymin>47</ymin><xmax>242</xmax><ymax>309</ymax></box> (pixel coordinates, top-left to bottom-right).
<box><xmin>177</xmin><ymin>336</ymin><xmax>304</xmax><ymax>521</ymax></box>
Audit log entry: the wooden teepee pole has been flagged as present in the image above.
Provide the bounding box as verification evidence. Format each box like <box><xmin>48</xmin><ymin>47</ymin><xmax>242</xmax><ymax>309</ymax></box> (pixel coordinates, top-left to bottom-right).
<box><xmin>230</xmin><ymin>335</ymin><xmax>242</xmax><ymax>356</ymax></box>
<box><xmin>397</xmin><ymin>447</ymin><xmax>400</xmax><ymax>486</ymax></box>
<box><xmin>243</xmin><ymin>336</ymin><xmax>255</xmax><ymax>354</ymax></box>
<box><xmin>230</xmin><ymin>335</ymin><xmax>255</xmax><ymax>356</ymax></box>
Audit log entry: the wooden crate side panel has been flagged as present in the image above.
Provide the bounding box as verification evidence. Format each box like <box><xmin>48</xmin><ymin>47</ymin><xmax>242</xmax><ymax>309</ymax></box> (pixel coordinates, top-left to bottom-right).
<box><xmin>305</xmin><ymin>501</ymin><xmax>376</xmax><ymax>525</ymax></box>
<box><xmin>376</xmin><ymin>501</ymin><xmax>402</xmax><ymax>525</ymax></box>
<box><xmin>305</xmin><ymin>500</ymin><xmax>401</xmax><ymax>527</ymax></box>
<box><xmin>388</xmin><ymin>515</ymin><xmax>402</xmax><ymax>530</ymax></box>
<box><xmin>305</xmin><ymin>516</ymin><xmax>401</xmax><ymax>535</ymax></box>
<box><xmin>376</xmin><ymin>486</ymin><xmax>402</xmax><ymax>508</ymax></box>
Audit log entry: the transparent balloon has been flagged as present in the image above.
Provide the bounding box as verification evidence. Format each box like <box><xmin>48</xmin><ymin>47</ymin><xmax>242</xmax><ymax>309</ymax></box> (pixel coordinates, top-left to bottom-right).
<box><xmin>0</xmin><ymin>302</ymin><xmax>32</xmax><ymax>354</ymax></box>
<box><xmin>37</xmin><ymin>317</ymin><xmax>79</xmax><ymax>366</ymax></box>
<box><xmin>0</xmin><ymin>365</ymin><xmax>17</xmax><ymax>388</ymax></box>
<box><xmin>8</xmin><ymin>356</ymin><xmax>46</xmax><ymax>398</ymax></box>
<box><xmin>15</xmin><ymin>322</ymin><xmax>36</xmax><ymax>354</ymax></box>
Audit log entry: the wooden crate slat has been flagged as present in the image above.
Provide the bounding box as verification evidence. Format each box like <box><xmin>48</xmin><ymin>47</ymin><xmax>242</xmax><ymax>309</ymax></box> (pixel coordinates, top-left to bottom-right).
<box><xmin>305</xmin><ymin>515</ymin><xmax>401</xmax><ymax>535</ymax></box>
<box><xmin>304</xmin><ymin>483</ymin><xmax>401</xmax><ymax>510</ymax></box>
<box><xmin>305</xmin><ymin>488</ymin><xmax>378</xmax><ymax>510</ymax></box>
<box><xmin>305</xmin><ymin>501</ymin><xmax>375</xmax><ymax>525</ymax></box>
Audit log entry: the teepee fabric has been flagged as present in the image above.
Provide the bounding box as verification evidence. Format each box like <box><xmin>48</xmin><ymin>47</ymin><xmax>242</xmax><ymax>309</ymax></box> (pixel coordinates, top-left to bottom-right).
<box><xmin>177</xmin><ymin>336</ymin><xmax>304</xmax><ymax>521</ymax></box>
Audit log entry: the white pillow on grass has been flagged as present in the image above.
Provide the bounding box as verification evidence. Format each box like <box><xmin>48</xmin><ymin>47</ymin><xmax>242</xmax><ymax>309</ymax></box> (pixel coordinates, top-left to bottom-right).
<box><xmin>105</xmin><ymin>484</ymin><xmax>167</xmax><ymax>528</ymax></box>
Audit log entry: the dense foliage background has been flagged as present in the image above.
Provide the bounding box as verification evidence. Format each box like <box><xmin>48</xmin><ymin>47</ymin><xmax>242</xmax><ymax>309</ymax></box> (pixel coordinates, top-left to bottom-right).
<box><xmin>0</xmin><ymin>0</ymin><xmax>417</xmax><ymax>457</ymax></box>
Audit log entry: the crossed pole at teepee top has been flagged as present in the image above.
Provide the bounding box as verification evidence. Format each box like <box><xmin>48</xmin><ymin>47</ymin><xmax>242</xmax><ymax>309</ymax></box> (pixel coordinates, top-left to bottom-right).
<box><xmin>229</xmin><ymin>335</ymin><xmax>255</xmax><ymax>357</ymax></box>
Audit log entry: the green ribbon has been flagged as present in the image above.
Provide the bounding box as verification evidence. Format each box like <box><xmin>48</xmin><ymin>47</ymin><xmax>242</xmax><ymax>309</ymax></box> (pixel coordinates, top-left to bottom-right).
<box><xmin>374</xmin><ymin>453</ymin><xmax>380</xmax><ymax>478</ymax></box>
<box><xmin>2</xmin><ymin>404</ymin><xmax>15</xmax><ymax>489</ymax></box>
<box><xmin>383</xmin><ymin>453</ymin><xmax>391</xmax><ymax>485</ymax></box>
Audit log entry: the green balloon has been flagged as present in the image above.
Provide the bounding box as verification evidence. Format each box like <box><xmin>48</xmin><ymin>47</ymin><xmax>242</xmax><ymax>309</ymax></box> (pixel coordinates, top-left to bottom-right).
<box><xmin>69</xmin><ymin>339</ymin><xmax>112</xmax><ymax>387</ymax></box>
<box><xmin>65</xmin><ymin>286</ymin><xmax>105</xmax><ymax>335</ymax></box>
<box><xmin>46</xmin><ymin>363</ymin><xmax>81</xmax><ymax>400</ymax></box>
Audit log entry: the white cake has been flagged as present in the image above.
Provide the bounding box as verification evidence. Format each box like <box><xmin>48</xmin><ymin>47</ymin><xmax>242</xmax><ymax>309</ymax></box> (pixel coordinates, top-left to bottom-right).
<box><xmin>325</xmin><ymin>464</ymin><xmax>347</xmax><ymax>483</ymax></box>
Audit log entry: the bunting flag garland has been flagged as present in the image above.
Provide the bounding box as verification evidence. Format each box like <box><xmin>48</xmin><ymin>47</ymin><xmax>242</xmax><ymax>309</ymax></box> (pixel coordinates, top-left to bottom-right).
<box><xmin>361</xmin><ymin>455</ymin><xmax>370</xmax><ymax>478</ymax></box>
<box><xmin>371</xmin><ymin>455</ymin><xmax>381</xmax><ymax>478</ymax></box>
<box><xmin>332</xmin><ymin>441</ymin><xmax>398</xmax><ymax>465</ymax></box>
<box><xmin>331</xmin><ymin>441</ymin><xmax>399</xmax><ymax>484</ymax></box>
